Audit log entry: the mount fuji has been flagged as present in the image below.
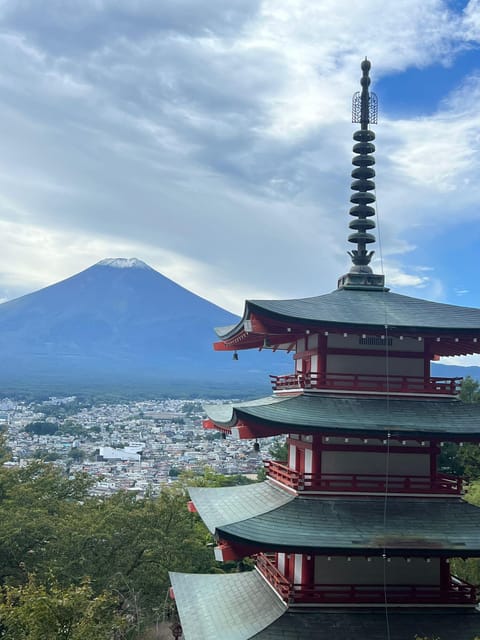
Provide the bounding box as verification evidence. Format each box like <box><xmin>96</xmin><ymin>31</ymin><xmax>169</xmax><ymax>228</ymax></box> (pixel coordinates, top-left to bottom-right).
<box><xmin>0</xmin><ymin>258</ymin><xmax>289</xmax><ymax>395</ymax></box>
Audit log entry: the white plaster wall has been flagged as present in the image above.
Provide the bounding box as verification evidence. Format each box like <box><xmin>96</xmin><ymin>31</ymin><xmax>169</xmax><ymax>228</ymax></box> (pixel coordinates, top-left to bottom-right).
<box><xmin>277</xmin><ymin>553</ymin><xmax>285</xmax><ymax>575</ymax></box>
<box><xmin>326</xmin><ymin>354</ymin><xmax>424</xmax><ymax>377</ymax></box>
<box><xmin>289</xmin><ymin>445</ymin><xmax>297</xmax><ymax>469</ymax></box>
<box><xmin>311</xmin><ymin>354</ymin><xmax>318</xmax><ymax>372</ymax></box>
<box><xmin>314</xmin><ymin>557</ymin><xmax>440</xmax><ymax>585</ymax></box>
<box><xmin>321</xmin><ymin>451</ymin><xmax>430</xmax><ymax>475</ymax></box>
<box><xmin>297</xmin><ymin>338</ymin><xmax>306</xmax><ymax>352</ymax></box>
<box><xmin>294</xmin><ymin>554</ymin><xmax>303</xmax><ymax>585</ymax></box>
<box><xmin>309</xmin><ymin>334</ymin><xmax>319</xmax><ymax>349</ymax></box>
<box><xmin>327</xmin><ymin>335</ymin><xmax>424</xmax><ymax>352</ymax></box>
<box><xmin>304</xmin><ymin>448</ymin><xmax>313</xmax><ymax>474</ymax></box>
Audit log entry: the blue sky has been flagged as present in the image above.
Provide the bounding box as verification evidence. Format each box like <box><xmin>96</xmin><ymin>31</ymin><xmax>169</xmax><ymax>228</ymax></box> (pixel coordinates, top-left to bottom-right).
<box><xmin>0</xmin><ymin>1</ymin><xmax>480</xmax><ymax>363</ymax></box>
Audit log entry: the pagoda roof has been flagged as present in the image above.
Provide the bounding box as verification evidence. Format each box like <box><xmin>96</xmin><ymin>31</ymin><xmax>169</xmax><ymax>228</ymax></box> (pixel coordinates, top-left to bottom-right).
<box><xmin>170</xmin><ymin>570</ymin><xmax>480</xmax><ymax>639</ymax></box>
<box><xmin>169</xmin><ymin>570</ymin><xmax>286</xmax><ymax>640</ymax></box>
<box><xmin>233</xmin><ymin>288</ymin><xmax>480</xmax><ymax>334</ymax></box>
<box><xmin>190</xmin><ymin>482</ymin><xmax>480</xmax><ymax>556</ymax></box>
<box><xmin>189</xmin><ymin>481</ymin><xmax>293</xmax><ymax>534</ymax></box>
<box><xmin>204</xmin><ymin>394</ymin><xmax>480</xmax><ymax>440</ymax></box>
<box><xmin>216</xmin><ymin>288</ymin><xmax>480</xmax><ymax>355</ymax></box>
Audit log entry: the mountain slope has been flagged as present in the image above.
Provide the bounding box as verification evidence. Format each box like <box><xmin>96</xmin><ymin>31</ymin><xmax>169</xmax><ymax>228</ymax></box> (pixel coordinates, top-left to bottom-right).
<box><xmin>0</xmin><ymin>258</ymin><xmax>288</xmax><ymax>394</ymax></box>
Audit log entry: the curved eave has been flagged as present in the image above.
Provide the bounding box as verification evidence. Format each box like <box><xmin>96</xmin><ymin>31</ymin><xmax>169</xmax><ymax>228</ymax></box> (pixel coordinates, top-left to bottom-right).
<box><xmin>170</xmin><ymin>571</ymin><xmax>286</xmax><ymax>640</ymax></box>
<box><xmin>205</xmin><ymin>394</ymin><xmax>480</xmax><ymax>441</ymax></box>
<box><xmin>214</xmin><ymin>290</ymin><xmax>480</xmax><ymax>355</ymax></box>
<box><xmin>188</xmin><ymin>482</ymin><xmax>294</xmax><ymax>534</ymax></box>
<box><xmin>217</xmin><ymin>495</ymin><xmax>480</xmax><ymax>557</ymax></box>
<box><xmin>203</xmin><ymin>396</ymin><xmax>288</xmax><ymax>430</ymax></box>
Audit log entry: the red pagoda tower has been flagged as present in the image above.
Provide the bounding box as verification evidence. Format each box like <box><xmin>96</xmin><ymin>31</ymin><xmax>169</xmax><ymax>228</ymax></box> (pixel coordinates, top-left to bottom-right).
<box><xmin>170</xmin><ymin>60</ymin><xmax>480</xmax><ymax>639</ymax></box>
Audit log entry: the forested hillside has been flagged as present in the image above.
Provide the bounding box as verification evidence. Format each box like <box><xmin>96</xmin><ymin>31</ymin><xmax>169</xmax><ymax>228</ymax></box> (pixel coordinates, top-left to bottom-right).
<box><xmin>0</xmin><ymin>451</ymin><xmax>240</xmax><ymax>639</ymax></box>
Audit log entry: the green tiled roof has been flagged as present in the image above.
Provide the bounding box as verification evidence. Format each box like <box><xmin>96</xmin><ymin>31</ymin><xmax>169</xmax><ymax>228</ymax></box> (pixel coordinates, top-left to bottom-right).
<box><xmin>217</xmin><ymin>288</ymin><xmax>480</xmax><ymax>338</ymax></box>
<box><xmin>189</xmin><ymin>482</ymin><xmax>293</xmax><ymax>534</ymax></box>
<box><xmin>220</xmin><ymin>494</ymin><xmax>480</xmax><ymax>555</ymax></box>
<box><xmin>169</xmin><ymin>571</ymin><xmax>286</xmax><ymax>640</ymax></box>
<box><xmin>205</xmin><ymin>394</ymin><xmax>480</xmax><ymax>439</ymax></box>
<box><xmin>251</xmin><ymin>607</ymin><xmax>480</xmax><ymax>640</ymax></box>
<box><xmin>190</xmin><ymin>482</ymin><xmax>480</xmax><ymax>555</ymax></box>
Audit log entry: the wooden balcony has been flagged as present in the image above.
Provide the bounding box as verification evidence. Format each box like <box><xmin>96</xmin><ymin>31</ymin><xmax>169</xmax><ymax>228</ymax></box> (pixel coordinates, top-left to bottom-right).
<box><xmin>265</xmin><ymin>460</ymin><xmax>463</xmax><ymax>495</ymax></box>
<box><xmin>256</xmin><ymin>554</ymin><xmax>477</xmax><ymax>606</ymax></box>
<box><xmin>270</xmin><ymin>372</ymin><xmax>462</xmax><ymax>396</ymax></box>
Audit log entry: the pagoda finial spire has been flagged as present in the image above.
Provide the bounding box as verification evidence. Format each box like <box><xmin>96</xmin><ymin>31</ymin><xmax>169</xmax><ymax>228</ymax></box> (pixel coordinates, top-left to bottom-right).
<box><xmin>338</xmin><ymin>59</ymin><xmax>386</xmax><ymax>291</ymax></box>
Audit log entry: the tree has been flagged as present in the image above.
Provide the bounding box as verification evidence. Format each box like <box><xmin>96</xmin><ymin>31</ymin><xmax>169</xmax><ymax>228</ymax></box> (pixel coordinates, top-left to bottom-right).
<box><xmin>439</xmin><ymin>377</ymin><xmax>480</xmax><ymax>479</ymax></box>
<box><xmin>25</xmin><ymin>421</ymin><xmax>59</xmax><ymax>436</ymax></box>
<box><xmin>179</xmin><ymin>467</ymin><xmax>254</xmax><ymax>488</ymax></box>
<box><xmin>457</xmin><ymin>377</ymin><xmax>480</xmax><ymax>479</ymax></box>
<box><xmin>269</xmin><ymin>438</ymin><xmax>288</xmax><ymax>463</ymax></box>
<box><xmin>0</xmin><ymin>574</ymin><xmax>126</xmax><ymax>639</ymax></box>
<box><xmin>459</xmin><ymin>376</ymin><xmax>480</xmax><ymax>404</ymax></box>
<box><xmin>67</xmin><ymin>448</ymin><xmax>86</xmax><ymax>462</ymax></box>
<box><xmin>33</xmin><ymin>449</ymin><xmax>59</xmax><ymax>461</ymax></box>
<box><xmin>0</xmin><ymin>458</ymin><xmax>219</xmax><ymax>634</ymax></box>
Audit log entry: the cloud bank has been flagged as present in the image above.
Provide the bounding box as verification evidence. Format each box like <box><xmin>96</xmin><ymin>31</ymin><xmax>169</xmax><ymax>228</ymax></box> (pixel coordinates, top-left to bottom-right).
<box><xmin>0</xmin><ymin>0</ymin><xmax>479</xmax><ymax>315</ymax></box>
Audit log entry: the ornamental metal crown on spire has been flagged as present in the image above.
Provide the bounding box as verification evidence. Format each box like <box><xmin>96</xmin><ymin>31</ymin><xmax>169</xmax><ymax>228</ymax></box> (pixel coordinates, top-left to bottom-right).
<box><xmin>337</xmin><ymin>58</ymin><xmax>387</xmax><ymax>291</ymax></box>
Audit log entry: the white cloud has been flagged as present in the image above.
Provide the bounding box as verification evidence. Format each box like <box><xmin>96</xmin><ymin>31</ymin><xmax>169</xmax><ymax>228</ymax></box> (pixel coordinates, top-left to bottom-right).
<box><xmin>0</xmin><ymin>0</ymin><xmax>478</xmax><ymax>311</ymax></box>
<box><xmin>384</xmin><ymin>268</ymin><xmax>429</xmax><ymax>288</ymax></box>
<box><xmin>440</xmin><ymin>355</ymin><xmax>480</xmax><ymax>367</ymax></box>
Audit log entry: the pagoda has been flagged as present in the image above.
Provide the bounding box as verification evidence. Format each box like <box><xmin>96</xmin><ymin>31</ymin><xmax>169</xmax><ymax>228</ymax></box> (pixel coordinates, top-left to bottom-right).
<box><xmin>170</xmin><ymin>60</ymin><xmax>480</xmax><ymax>639</ymax></box>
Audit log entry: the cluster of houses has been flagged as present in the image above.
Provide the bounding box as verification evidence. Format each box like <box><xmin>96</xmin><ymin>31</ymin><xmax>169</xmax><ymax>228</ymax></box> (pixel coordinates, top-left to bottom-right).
<box><xmin>1</xmin><ymin>396</ymin><xmax>276</xmax><ymax>496</ymax></box>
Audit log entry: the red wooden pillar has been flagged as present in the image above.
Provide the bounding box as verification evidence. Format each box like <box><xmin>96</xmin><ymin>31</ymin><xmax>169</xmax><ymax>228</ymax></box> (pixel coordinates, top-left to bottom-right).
<box><xmin>440</xmin><ymin>559</ymin><xmax>451</xmax><ymax>596</ymax></box>
<box><xmin>296</xmin><ymin>447</ymin><xmax>305</xmax><ymax>474</ymax></box>
<box><xmin>423</xmin><ymin>338</ymin><xmax>430</xmax><ymax>385</ymax></box>
<box><xmin>302</xmin><ymin>554</ymin><xmax>315</xmax><ymax>599</ymax></box>
<box><xmin>311</xmin><ymin>435</ymin><xmax>322</xmax><ymax>487</ymax></box>
<box><xmin>430</xmin><ymin>441</ymin><xmax>438</xmax><ymax>483</ymax></box>
<box><xmin>286</xmin><ymin>554</ymin><xmax>295</xmax><ymax>583</ymax></box>
<box><xmin>318</xmin><ymin>334</ymin><xmax>327</xmax><ymax>384</ymax></box>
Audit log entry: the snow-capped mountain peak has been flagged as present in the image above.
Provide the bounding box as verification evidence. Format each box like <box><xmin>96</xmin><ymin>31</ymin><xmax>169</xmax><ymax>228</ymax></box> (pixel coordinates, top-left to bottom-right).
<box><xmin>96</xmin><ymin>258</ymin><xmax>151</xmax><ymax>269</ymax></box>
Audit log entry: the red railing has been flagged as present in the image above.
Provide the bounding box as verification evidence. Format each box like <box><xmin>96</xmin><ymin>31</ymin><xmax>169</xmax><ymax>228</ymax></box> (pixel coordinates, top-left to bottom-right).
<box><xmin>265</xmin><ymin>460</ymin><xmax>463</xmax><ymax>495</ymax></box>
<box><xmin>270</xmin><ymin>372</ymin><xmax>462</xmax><ymax>395</ymax></box>
<box><xmin>256</xmin><ymin>552</ymin><xmax>291</xmax><ymax>601</ymax></box>
<box><xmin>256</xmin><ymin>554</ymin><xmax>477</xmax><ymax>605</ymax></box>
